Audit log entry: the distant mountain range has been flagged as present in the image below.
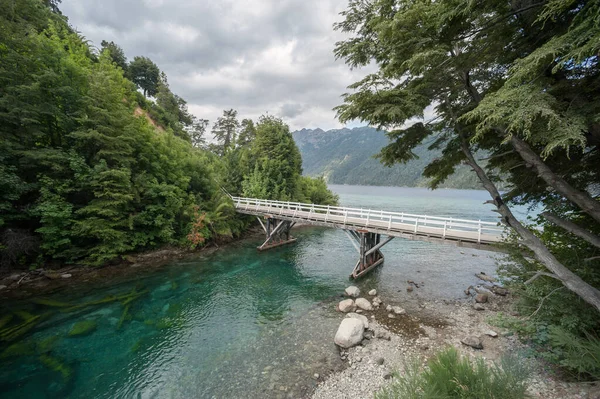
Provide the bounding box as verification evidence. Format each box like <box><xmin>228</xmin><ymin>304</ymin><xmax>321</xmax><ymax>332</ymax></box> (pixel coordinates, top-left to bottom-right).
<box><xmin>292</xmin><ymin>126</ymin><xmax>484</xmax><ymax>189</ymax></box>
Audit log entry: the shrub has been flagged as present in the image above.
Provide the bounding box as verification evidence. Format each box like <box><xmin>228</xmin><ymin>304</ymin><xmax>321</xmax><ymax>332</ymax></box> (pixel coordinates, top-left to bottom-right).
<box><xmin>376</xmin><ymin>347</ymin><xmax>530</xmax><ymax>399</ymax></box>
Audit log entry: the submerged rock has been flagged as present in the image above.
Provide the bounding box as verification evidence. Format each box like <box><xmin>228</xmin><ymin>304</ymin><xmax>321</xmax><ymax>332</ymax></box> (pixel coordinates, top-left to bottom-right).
<box><xmin>368</xmin><ymin>289</ymin><xmax>377</xmax><ymax>296</ymax></box>
<box><xmin>346</xmin><ymin>312</ymin><xmax>369</xmax><ymax>329</ymax></box>
<box><xmin>334</xmin><ymin>318</ymin><xmax>364</xmax><ymax>348</ymax></box>
<box><xmin>345</xmin><ymin>286</ymin><xmax>360</xmax><ymax>297</ymax></box>
<box><xmin>355</xmin><ymin>298</ymin><xmax>373</xmax><ymax>311</ymax></box>
<box><xmin>338</xmin><ymin>299</ymin><xmax>356</xmax><ymax>313</ymax></box>
<box><xmin>461</xmin><ymin>336</ymin><xmax>483</xmax><ymax>349</ymax></box>
<box><xmin>68</xmin><ymin>320</ymin><xmax>97</xmax><ymax>337</ymax></box>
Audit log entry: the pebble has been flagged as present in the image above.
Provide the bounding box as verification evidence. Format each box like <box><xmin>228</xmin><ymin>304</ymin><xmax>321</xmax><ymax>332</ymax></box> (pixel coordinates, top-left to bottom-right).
<box><xmin>61</xmin><ymin>273</ymin><xmax>72</xmax><ymax>278</ymax></box>
<box><xmin>0</xmin><ymin>285</ymin><xmax>6</xmax><ymax>290</ymax></box>
<box><xmin>313</xmin><ymin>373</ymin><xmax>319</xmax><ymax>380</ymax></box>
<box><xmin>368</xmin><ymin>289</ymin><xmax>377</xmax><ymax>296</ymax></box>
<box><xmin>473</xmin><ymin>303</ymin><xmax>485</xmax><ymax>311</ymax></box>
<box><xmin>484</xmin><ymin>330</ymin><xmax>498</xmax><ymax>338</ymax></box>
<box><xmin>375</xmin><ymin>357</ymin><xmax>384</xmax><ymax>365</ymax></box>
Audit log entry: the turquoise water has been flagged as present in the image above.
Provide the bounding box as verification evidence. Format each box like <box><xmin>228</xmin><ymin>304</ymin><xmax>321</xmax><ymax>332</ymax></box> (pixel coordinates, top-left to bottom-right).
<box><xmin>0</xmin><ymin>186</ymin><xmax>528</xmax><ymax>398</ymax></box>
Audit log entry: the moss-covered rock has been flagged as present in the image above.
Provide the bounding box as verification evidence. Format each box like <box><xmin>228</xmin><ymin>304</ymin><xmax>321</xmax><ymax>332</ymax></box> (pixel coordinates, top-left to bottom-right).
<box><xmin>0</xmin><ymin>341</ymin><xmax>36</xmax><ymax>358</ymax></box>
<box><xmin>68</xmin><ymin>320</ymin><xmax>97</xmax><ymax>337</ymax></box>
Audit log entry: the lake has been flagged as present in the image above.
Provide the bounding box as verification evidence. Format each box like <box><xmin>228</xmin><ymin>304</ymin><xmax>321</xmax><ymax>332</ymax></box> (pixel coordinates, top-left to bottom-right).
<box><xmin>0</xmin><ymin>186</ymin><xmax>519</xmax><ymax>398</ymax></box>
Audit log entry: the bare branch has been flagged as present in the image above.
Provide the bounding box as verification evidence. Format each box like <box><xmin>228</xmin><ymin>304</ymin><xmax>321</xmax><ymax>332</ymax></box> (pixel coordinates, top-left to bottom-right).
<box><xmin>525</xmin><ymin>271</ymin><xmax>560</xmax><ymax>285</ymax></box>
<box><xmin>584</xmin><ymin>256</ymin><xmax>600</xmax><ymax>263</ymax></box>
<box><xmin>526</xmin><ymin>287</ymin><xmax>565</xmax><ymax>320</ymax></box>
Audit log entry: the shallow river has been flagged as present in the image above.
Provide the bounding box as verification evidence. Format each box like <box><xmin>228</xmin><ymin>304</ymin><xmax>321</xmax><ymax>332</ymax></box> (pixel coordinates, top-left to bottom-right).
<box><xmin>0</xmin><ymin>186</ymin><xmax>521</xmax><ymax>398</ymax></box>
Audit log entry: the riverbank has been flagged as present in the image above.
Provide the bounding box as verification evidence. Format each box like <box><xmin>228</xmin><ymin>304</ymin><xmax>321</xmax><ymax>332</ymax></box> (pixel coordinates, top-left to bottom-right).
<box><xmin>311</xmin><ymin>288</ymin><xmax>599</xmax><ymax>399</ymax></box>
<box><xmin>0</xmin><ymin>225</ymin><xmax>264</xmax><ymax>300</ymax></box>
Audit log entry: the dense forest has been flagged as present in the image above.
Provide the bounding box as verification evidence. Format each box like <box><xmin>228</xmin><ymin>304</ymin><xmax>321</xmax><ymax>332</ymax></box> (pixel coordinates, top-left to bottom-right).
<box><xmin>293</xmin><ymin>126</ymin><xmax>489</xmax><ymax>189</ymax></box>
<box><xmin>335</xmin><ymin>0</ymin><xmax>600</xmax><ymax>380</ymax></box>
<box><xmin>0</xmin><ymin>0</ymin><xmax>337</xmax><ymax>269</ymax></box>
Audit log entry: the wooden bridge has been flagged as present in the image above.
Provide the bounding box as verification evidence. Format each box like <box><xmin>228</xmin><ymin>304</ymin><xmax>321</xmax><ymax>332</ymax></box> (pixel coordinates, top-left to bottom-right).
<box><xmin>232</xmin><ymin>196</ymin><xmax>504</xmax><ymax>279</ymax></box>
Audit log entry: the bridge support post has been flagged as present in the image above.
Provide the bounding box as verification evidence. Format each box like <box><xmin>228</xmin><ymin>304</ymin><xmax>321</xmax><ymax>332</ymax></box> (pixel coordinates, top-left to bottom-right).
<box><xmin>257</xmin><ymin>216</ymin><xmax>297</xmax><ymax>251</ymax></box>
<box><xmin>346</xmin><ymin>229</ymin><xmax>394</xmax><ymax>279</ymax></box>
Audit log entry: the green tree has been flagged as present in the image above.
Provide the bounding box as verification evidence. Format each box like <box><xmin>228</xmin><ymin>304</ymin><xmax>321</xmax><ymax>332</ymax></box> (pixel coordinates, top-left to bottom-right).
<box><xmin>211</xmin><ymin>109</ymin><xmax>239</xmax><ymax>155</ymax></box>
<box><xmin>128</xmin><ymin>56</ymin><xmax>160</xmax><ymax>97</ymax></box>
<box><xmin>237</xmin><ymin>118</ymin><xmax>256</xmax><ymax>147</ymax></box>
<box><xmin>335</xmin><ymin>0</ymin><xmax>600</xmax><ymax>312</ymax></box>
<box><xmin>242</xmin><ymin>116</ymin><xmax>302</xmax><ymax>201</ymax></box>
<box><xmin>100</xmin><ymin>40</ymin><xmax>127</xmax><ymax>72</ymax></box>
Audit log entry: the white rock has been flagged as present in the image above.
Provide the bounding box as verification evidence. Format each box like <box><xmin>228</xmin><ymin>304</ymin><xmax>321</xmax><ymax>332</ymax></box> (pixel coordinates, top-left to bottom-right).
<box><xmin>386</xmin><ymin>304</ymin><xmax>392</xmax><ymax>312</ymax></box>
<box><xmin>338</xmin><ymin>299</ymin><xmax>356</xmax><ymax>313</ymax></box>
<box><xmin>484</xmin><ymin>329</ymin><xmax>498</xmax><ymax>338</ymax></box>
<box><xmin>61</xmin><ymin>273</ymin><xmax>72</xmax><ymax>278</ymax></box>
<box><xmin>346</xmin><ymin>312</ymin><xmax>369</xmax><ymax>329</ymax></box>
<box><xmin>391</xmin><ymin>306</ymin><xmax>406</xmax><ymax>315</ymax></box>
<box><xmin>0</xmin><ymin>285</ymin><xmax>6</xmax><ymax>290</ymax></box>
<box><xmin>368</xmin><ymin>289</ymin><xmax>377</xmax><ymax>296</ymax></box>
<box><xmin>355</xmin><ymin>298</ymin><xmax>373</xmax><ymax>311</ymax></box>
<box><xmin>334</xmin><ymin>318</ymin><xmax>364</xmax><ymax>348</ymax></box>
<box><xmin>345</xmin><ymin>286</ymin><xmax>360</xmax><ymax>297</ymax></box>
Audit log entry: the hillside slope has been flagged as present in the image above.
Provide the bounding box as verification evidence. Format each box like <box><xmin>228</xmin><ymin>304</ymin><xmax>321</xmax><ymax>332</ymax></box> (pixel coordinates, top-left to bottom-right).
<box><xmin>292</xmin><ymin>126</ymin><xmax>483</xmax><ymax>189</ymax></box>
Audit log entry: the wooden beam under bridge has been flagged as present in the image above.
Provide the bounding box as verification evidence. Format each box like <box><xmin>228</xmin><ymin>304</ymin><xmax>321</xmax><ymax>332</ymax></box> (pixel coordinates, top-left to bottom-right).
<box><xmin>344</xmin><ymin>229</ymin><xmax>394</xmax><ymax>279</ymax></box>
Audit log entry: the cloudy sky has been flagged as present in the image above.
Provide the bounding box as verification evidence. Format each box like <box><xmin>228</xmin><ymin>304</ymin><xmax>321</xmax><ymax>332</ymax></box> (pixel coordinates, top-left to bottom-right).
<box><xmin>61</xmin><ymin>0</ymin><xmax>371</xmax><ymax>131</ymax></box>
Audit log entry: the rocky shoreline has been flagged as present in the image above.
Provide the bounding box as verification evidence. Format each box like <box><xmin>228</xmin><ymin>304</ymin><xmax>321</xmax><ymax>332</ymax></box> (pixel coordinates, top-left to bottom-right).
<box><xmin>311</xmin><ymin>284</ymin><xmax>599</xmax><ymax>399</ymax></box>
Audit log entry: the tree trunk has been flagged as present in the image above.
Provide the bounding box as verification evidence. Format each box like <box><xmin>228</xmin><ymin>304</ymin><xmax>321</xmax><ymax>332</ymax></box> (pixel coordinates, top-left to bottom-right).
<box><xmin>541</xmin><ymin>212</ymin><xmax>600</xmax><ymax>249</ymax></box>
<box><xmin>459</xmin><ymin>135</ymin><xmax>600</xmax><ymax>313</ymax></box>
<box><xmin>509</xmin><ymin>135</ymin><xmax>600</xmax><ymax>224</ymax></box>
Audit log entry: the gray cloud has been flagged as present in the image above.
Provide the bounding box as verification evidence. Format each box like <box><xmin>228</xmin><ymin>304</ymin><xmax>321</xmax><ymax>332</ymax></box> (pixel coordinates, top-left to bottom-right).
<box><xmin>61</xmin><ymin>0</ymin><xmax>373</xmax><ymax>130</ymax></box>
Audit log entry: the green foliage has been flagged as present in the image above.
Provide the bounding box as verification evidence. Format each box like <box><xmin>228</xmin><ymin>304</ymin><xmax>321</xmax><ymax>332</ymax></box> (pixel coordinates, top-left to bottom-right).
<box><xmin>0</xmin><ymin>0</ymin><xmax>247</xmax><ymax>268</ymax></box>
<box><xmin>242</xmin><ymin>116</ymin><xmax>302</xmax><ymax>201</ymax></box>
<box><xmin>376</xmin><ymin>347</ymin><xmax>530</xmax><ymax>399</ymax></box>
<box><xmin>100</xmin><ymin>40</ymin><xmax>127</xmax><ymax>72</ymax></box>
<box><xmin>299</xmin><ymin>176</ymin><xmax>339</xmax><ymax>206</ymax></box>
<box><xmin>128</xmin><ymin>56</ymin><xmax>160</xmax><ymax>97</ymax></box>
<box><xmin>548</xmin><ymin>328</ymin><xmax>600</xmax><ymax>380</ymax></box>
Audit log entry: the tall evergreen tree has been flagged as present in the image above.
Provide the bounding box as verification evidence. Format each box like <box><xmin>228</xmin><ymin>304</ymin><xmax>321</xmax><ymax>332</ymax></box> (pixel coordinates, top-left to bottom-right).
<box><xmin>211</xmin><ymin>109</ymin><xmax>239</xmax><ymax>155</ymax></box>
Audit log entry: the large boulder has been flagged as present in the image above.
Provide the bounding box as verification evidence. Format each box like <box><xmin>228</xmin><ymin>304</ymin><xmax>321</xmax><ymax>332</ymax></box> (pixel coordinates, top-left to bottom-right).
<box><xmin>355</xmin><ymin>298</ymin><xmax>373</xmax><ymax>311</ymax></box>
<box><xmin>346</xmin><ymin>312</ymin><xmax>369</xmax><ymax>329</ymax></box>
<box><xmin>345</xmin><ymin>286</ymin><xmax>360</xmax><ymax>297</ymax></box>
<box><xmin>338</xmin><ymin>299</ymin><xmax>356</xmax><ymax>313</ymax></box>
<box><xmin>334</xmin><ymin>318</ymin><xmax>364</xmax><ymax>348</ymax></box>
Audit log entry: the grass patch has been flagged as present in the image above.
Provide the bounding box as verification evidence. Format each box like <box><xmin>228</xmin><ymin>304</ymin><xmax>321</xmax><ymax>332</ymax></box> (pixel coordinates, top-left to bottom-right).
<box><xmin>376</xmin><ymin>347</ymin><xmax>530</xmax><ymax>399</ymax></box>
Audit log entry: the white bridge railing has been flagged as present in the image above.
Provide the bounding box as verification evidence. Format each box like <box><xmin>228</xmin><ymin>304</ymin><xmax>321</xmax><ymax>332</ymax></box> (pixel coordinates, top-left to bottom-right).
<box><xmin>231</xmin><ymin>196</ymin><xmax>504</xmax><ymax>244</ymax></box>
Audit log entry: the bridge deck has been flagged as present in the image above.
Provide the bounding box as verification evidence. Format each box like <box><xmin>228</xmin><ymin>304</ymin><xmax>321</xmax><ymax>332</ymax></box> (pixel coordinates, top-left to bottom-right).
<box><xmin>232</xmin><ymin>197</ymin><xmax>504</xmax><ymax>251</ymax></box>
